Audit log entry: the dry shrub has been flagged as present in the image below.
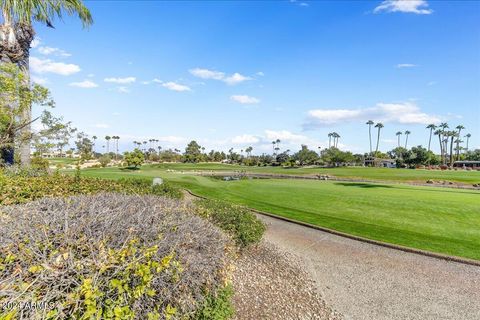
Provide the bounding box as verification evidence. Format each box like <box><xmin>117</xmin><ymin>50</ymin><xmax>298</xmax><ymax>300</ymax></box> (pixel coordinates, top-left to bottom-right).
<box><xmin>0</xmin><ymin>194</ymin><xmax>231</xmax><ymax>319</ymax></box>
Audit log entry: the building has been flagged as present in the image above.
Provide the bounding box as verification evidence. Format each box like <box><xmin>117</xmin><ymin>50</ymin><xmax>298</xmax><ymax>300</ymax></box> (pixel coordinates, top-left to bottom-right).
<box><xmin>453</xmin><ymin>161</ymin><xmax>480</xmax><ymax>169</ymax></box>
<box><xmin>364</xmin><ymin>157</ymin><xmax>396</xmax><ymax>168</ymax></box>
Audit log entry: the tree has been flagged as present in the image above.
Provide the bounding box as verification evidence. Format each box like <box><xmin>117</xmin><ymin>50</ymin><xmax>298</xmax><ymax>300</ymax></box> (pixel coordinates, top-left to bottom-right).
<box><xmin>332</xmin><ymin>132</ymin><xmax>340</xmax><ymax>148</ymax></box>
<box><xmin>271</xmin><ymin>140</ymin><xmax>276</xmax><ymax>155</ymax></box>
<box><xmin>465</xmin><ymin>133</ymin><xmax>471</xmax><ymax>151</ymax></box>
<box><xmin>366</xmin><ymin>120</ymin><xmax>374</xmax><ymax>155</ymax></box>
<box><xmin>455</xmin><ymin>125</ymin><xmax>465</xmax><ymax>161</ymax></box>
<box><xmin>0</xmin><ymin>63</ymin><xmax>54</xmax><ymax>164</ymax></box>
<box><xmin>434</xmin><ymin>129</ymin><xmax>443</xmax><ymax>164</ymax></box>
<box><xmin>293</xmin><ymin>145</ymin><xmax>318</xmax><ymax>165</ymax></box>
<box><xmin>92</xmin><ymin>135</ymin><xmax>97</xmax><ymax>155</ymax></box>
<box><xmin>395</xmin><ymin>131</ymin><xmax>402</xmax><ymax>147</ymax></box>
<box><xmin>105</xmin><ymin>135</ymin><xmax>111</xmax><ymax>154</ymax></box>
<box><xmin>184</xmin><ymin>140</ymin><xmax>202</xmax><ymax>163</ymax></box>
<box><xmin>123</xmin><ymin>148</ymin><xmax>144</xmax><ymax>168</ymax></box>
<box><xmin>438</xmin><ymin>122</ymin><xmax>449</xmax><ymax>164</ymax></box>
<box><xmin>374</xmin><ymin>123</ymin><xmax>384</xmax><ymax>154</ymax></box>
<box><xmin>0</xmin><ymin>0</ymin><xmax>92</xmax><ymax>165</ymax></box>
<box><xmin>404</xmin><ymin>130</ymin><xmax>411</xmax><ymax>149</ymax></box>
<box><xmin>426</xmin><ymin>124</ymin><xmax>436</xmax><ymax>152</ymax></box>
<box><xmin>245</xmin><ymin>146</ymin><xmax>253</xmax><ymax>158</ymax></box>
<box><xmin>328</xmin><ymin>133</ymin><xmax>333</xmax><ymax>148</ymax></box>
<box><xmin>75</xmin><ymin>132</ymin><xmax>93</xmax><ymax>160</ymax></box>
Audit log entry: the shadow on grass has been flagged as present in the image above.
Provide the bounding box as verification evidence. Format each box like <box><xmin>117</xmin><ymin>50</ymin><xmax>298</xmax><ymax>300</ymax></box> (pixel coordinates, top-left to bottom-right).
<box><xmin>120</xmin><ymin>167</ymin><xmax>141</xmax><ymax>171</ymax></box>
<box><xmin>334</xmin><ymin>182</ymin><xmax>394</xmax><ymax>189</ymax></box>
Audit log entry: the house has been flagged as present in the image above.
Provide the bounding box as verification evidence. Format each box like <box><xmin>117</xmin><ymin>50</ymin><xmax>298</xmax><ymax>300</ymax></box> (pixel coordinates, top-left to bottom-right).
<box><xmin>453</xmin><ymin>161</ymin><xmax>480</xmax><ymax>169</ymax></box>
<box><xmin>364</xmin><ymin>157</ymin><xmax>396</xmax><ymax>168</ymax></box>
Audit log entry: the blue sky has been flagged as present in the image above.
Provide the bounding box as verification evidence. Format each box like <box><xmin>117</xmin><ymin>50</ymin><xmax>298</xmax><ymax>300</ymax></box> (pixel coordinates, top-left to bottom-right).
<box><xmin>29</xmin><ymin>0</ymin><xmax>480</xmax><ymax>154</ymax></box>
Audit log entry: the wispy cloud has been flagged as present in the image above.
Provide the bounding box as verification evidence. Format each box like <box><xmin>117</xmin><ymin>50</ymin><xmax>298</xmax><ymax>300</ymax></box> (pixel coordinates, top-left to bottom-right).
<box><xmin>31</xmin><ymin>37</ymin><xmax>41</xmax><ymax>48</ymax></box>
<box><xmin>374</xmin><ymin>0</ymin><xmax>432</xmax><ymax>15</ymax></box>
<box><xmin>189</xmin><ymin>68</ymin><xmax>252</xmax><ymax>85</ymax></box>
<box><xmin>396</xmin><ymin>63</ymin><xmax>417</xmax><ymax>68</ymax></box>
<box><xmin>162</xmin><ymin>81</ymin><xmax>191</xmax><ymax>92</ymax></box>
<box><xmin>30</xmin><ymin>57</ymin><xmax>80</xmax><ymax>75</ymax></box>
<box><xmin>31</xmin><ymin>75</ymin><xmax>47</xmax><ymax>85</ymax></box>
<box><xmin>94</xmin><ymin>123</ymin><xmax>110</xmax><ymax>129</ymax></box>
<box><xmin>232</xmin><ymin>134</ymin><xmax>261</xmax><ymax>144</ymax></box>
<box><xmin>104</xmin><ymin>77</ymin><xmax>136</xmax><ymax>84</ymax></box>
<box><xmin>305</xmin><ymin>102</ymin><xmax>441</xmax><ymax>127</ymax></box>
<box><xmin>69</xmin><ymin>80</ymin><xmax>98</xmax><ymax>88</ymax></box>
<box><xmin>116</xmin><ymin>86</ymin><xmax>130</xmax><ymax>93</ymax></box>
<box><xmin>231</xmin><ymin>95</ymin><xmax>260</xmax><ymax>104</ymax></box>
<box><xmin>38</xmin><ymin>46</ymin><xmax>71</xmax><ymax>57</ymax></box>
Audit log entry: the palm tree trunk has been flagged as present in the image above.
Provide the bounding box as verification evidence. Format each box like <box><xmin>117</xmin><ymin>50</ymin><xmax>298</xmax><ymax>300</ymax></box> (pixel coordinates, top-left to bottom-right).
<box><xmin>466</xmin><ymin>137</ymin><xmax>469</xmax><ymax>151</ymax></box>
<box><xmin>328</xmin><ymin>136</ymin><xmax>331</xmax><ymax>148</ymax></box>
<box><xmin>438</xmin><ymin>135</ymin><xmax>443</xmax><ymax>164</ymax></box>
<box><xmin>449</xmin><ymin>136</ymin><xmax>454</xmax><ymax>167</ymax></box>
<box><xmin>404</xmin><ymin>135</ymin><xmax>408</xmax><ymax>149</ymax></box>
<box><xmin>1</xmin><ymin>15</ymin><xmax>35</xmax><ymax>166</ymax></box>
<box><xmin>428</xmin><ymin>129</ymin><xmax>432</xmax><ymax>152</ymax></box>
<box><xmin>368</xmin><ymin>125</ymin><xmax>372</xmax><ymax>155</ymax></box>
<box><xmin>375</xmin><ymin>129</ymin><xmax>381</xmax><ymax>154</ymax></box>
<box><xmin>397</xmin><ymin>135</ymin><xmax>400</xmax><ymax>147</ymax></box>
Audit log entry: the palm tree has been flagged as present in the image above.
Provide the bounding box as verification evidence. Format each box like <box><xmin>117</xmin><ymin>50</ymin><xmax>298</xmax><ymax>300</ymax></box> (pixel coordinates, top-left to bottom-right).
<box><xmin>404</xmin><ymin>130</ymin><xmax>411</xmax><ymax>149</ymax></box>
<box><xmin>434</xmin><ymin>129</ymin><xmax>443</xmax><ymax>164</ymax></box>
<box><xmin>328</xmin><ymin>133</ymin><xmax>333</xmax><ymax>148</ymax></box>
<box><xmin>448</xmin><ymin>131</ymin><xmax>457</xmax><ymax>166</ymax></box>
<box><xmin>1</xmin><ymin>0</ymin><xmax>92</xmax><ymax>165</ymax></box>
<box><xmin>271</xmin><ymin>141</ymin><xmax>276</xmax><ymax>155</ymax></box>
<box><xmin>395</xmin><ymin>131</ymin><xmax>402</xmax><ymax>147</ymax></box>
<box><xmin>275</xmin><ymin>139</ymin><xmax>281</xmax><ymax>153</ymax></box>
<box><xmin>374</xmin><ymin>123</ymin><xmax>384</xmax><ymax>154</ymax></box>
<box><xmin>366</xmin><ymin>120</ymin><xmax>374</xmax><ymax>155</ymax></box>
<box><xmin>455</xmin><ymin>125</ymin><xmax>465</xmax><ymax>161</ymax></box>
<box><xmin>105</xmin><ymin>135</ymin><xmax>111</xmax><ymax>154</ymax></box>
<box><xmin>333</xmin><ymin>132</ymin><xmax>340</xmax><ymax>148</ymax></box>
<box><xmin>465</xmin><ymin>133</ymin><xmax>471</xmax><ymax>151</ymax></box>
<box><xmin>92</xmin><ymin>135</ymin><xmax>97</xmax><ymax>154</ymax></box>
<box><xmin>426</xmin><ymin>124</ymin><xmax>436</xmax><ymax>152</ymax></box>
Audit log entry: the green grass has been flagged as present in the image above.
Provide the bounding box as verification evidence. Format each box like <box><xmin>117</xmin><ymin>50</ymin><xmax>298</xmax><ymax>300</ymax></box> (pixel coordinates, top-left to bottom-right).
<box><xmin>147</xmin><ymin>163</ymin><xmax>480</xmax><ymax>184</ymax></box>
<box><xmin>47</xmin><ymin>157</ymin><xmax>79</xmax><ymax>166</ymax></box>
<box><xmin>79</xmin><ymin>165</ymin><xmax>480</xmax><ymax>261</ymax></box>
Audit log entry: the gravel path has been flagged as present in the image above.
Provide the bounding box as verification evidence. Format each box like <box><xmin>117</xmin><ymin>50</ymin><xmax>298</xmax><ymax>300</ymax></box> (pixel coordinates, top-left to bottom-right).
<box><xmin>232</xmin><ymin>241</ymin><xmax>342</xmax><ymax>320</ymax></box>
<box><xmin>259</xmin><ymin>214</ymin><xmax>480</xmax><ymax>320</ymax></box>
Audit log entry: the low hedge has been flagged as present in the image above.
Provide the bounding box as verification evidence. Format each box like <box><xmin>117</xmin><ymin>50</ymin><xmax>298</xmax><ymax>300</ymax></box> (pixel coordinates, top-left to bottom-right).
<box><xmin>195</xmin><ymin>199</ymin><xmax>266</xmax><ymax>249</ymax></box>
<box><xmin>0</xmin><ymin>171</ymin><xmax>182</xmax><ymax>205</ymax></box>
<box><xmin>0</xmin><ymin>194</ymin><xmax>232</xmax><ymax>319</ymax></box>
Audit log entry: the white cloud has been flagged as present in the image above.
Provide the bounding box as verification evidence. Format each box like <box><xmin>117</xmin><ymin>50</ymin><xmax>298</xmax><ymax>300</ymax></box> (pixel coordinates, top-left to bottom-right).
<box><xmin>117</xmin><ymin>86</ymin><xmax>130</xmax><ymax>93</ymax></box>
<box><xmin>189</xmin><ymin>68</ymin><xmax>225</xmax><ymax>80</ymax></box>
<box><xmin>223</xmin><ymin>73</ymin><xmax>252</xmax><ymax>85</ymax></box>
<box><xmin>30</xmin><ymin>37</ymin><xmax>41</xmax><ymax>48</ymax></box>
<box><xmin>231</xmin><ymin>95</ymin><xmax>260</xmax><ymax>104</ymax></box>
<box><xmin>152</xmin><ymin>78</ymin><xmax>162</xmax><ymax>83</ymax></box>
<box><xmin>38</xmin><ymin>46</ymin><xmax>71</xmax><ymax>57</ymax></box>
<box><xmin>396</xmin><ymin>63</ymin><xmax>417</xmax><ymax>68</ymax></box>
<box><xmin>305</xmin><ymin>102</ymin><xmax>441</xmax><ymax>127</ymax></box>
<box><xmin>31</xmin><ymin>76</ymin><xmax>47</xmax><ymax>85</ymax></box>
<box><xmin>69</xmin><ymin>80</ymin><xmax>98</xmax><ymax>88</ymax></box>
<box><xmin>232</xmin><ymin>134</ymin><xmax>260</xmax><ymax>144</ymax></box>
<box><xmin>30</xmin><ymin>57</ymin><xmax>80</xmax><ymax>75</ymax></box>
<box><xmin>104</xmin><ymin>77</ymin><xmax>136</xmax><ymax>84</ymax></box>
<box><xmin>94</xmin><ymin>123</ymin><xmax>110</xmax><ymax>129</ymax></box>
<box><xmin>189</xmin><ymin>68</ymin><xmax>251</xmax><ymax>85</ymax></box>
<box><xmin>374</xmin><ymin>0</ymin><xmax>432</xmax><ymax>14</ymax></box>
<box><xmin>256</xmin><ymin>71</ymin><xmax>265</xmax><ymax>76</ymax></box>
<box><xmin>87</xmin><ymin>73</ymin><xmax>95</xmax><ymax>78</ymax></box>
<box><xmin>162</xmin><ymin>81</ymin><xmax>191</xmax><ymax>92</ymax></box>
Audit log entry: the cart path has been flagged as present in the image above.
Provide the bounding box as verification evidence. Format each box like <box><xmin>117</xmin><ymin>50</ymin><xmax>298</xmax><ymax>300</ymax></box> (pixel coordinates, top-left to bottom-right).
<box><xmin>258</xmin><ymin>214</ymin><xmax>480</xmax><ymax>320</ymax></box>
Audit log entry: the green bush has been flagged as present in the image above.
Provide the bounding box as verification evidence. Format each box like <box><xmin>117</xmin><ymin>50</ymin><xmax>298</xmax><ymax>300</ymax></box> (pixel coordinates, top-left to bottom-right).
<box><xmin>195</xmin><ymin>199</ymin><xmax>266</xmax><ymax>249</ymax></box>
<box><xmin>195</xmin><ymin>284</ymin><xmax>235</xmax><ymax>320</ymax></box>
<box><xmin>0</xmin><ymin>172</ymin><xmax>183</xmax><ymax>205</ymax></box>
<box><xmin>0</xmin><ymin>194</ymin><xmax>232</xmax><ymax>319</ymax></box>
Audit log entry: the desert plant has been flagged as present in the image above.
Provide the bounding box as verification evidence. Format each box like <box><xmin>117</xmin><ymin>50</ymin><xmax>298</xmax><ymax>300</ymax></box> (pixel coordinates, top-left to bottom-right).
<box><xmin>0</xmin><ymin>194</ymin><xmax>232</xmax><ymax>319</ymax></box>
<box><xmin>195</xmin><ymin>199</ymin><xmax>266</xmax><ymax>248</ymax></box>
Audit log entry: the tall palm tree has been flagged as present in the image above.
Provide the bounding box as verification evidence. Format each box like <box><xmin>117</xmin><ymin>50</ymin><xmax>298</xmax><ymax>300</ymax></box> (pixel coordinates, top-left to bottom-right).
<box><xmin>395</xmin><ymin>131</ymin><xmax>402</xmax><ymax>147</ymax></box>
<box><xmin>455</xmin><ymin>125</ymin><xmax>465</xmax><ymax>160</ymax></box>
<box><xmin>328</xmin><ymin>133</ymin><xmax>333</xmax><ymax>148</ymax></box>
<box><xmin>426</xmin><ymin>124</ymin><xmax>436</xmax><ymax>152</ymax></box>
<box><xmin>404</xmin><ymin>130</ymin><xmax>411</xmax><ymax>149</ymax></box>
<box><xmin>374</xmin><ymin>123</ymin><xmax>384</xmax><ymax>155</ymax></box>
<box><xmin>275</xmin><ymin>139</ymin><xmax>281</xmax><ymax>153</ymax></box>
<box><xmin>271</xmin><ymin>141</ymin><xmax>276</xmax><ymax>155</ymax></box>
<box><xmin>333</xmin><ymin>132</ymin><xmax>340</xmax><ymax>148</ymax></box>
<box><xmin>448</xmin><ymin>131</ymin><xmax>457</xmax><ymax>166</ymax></box>
<box><xmin>105</xmin><ymin>135</ymin><xmax>111</xmax><ymax>154</ymax></box>
<box><xmin>465</xmin><ymin>133</ymin><xmax>471</xmax><ymax>151</ymax></box>
<box><xmin>92</xmin><ymin>135</ymin><xmax>97</xmax><ymax>154</ymax></box>
<box><xmin>434</xmin><ymin>129</ymin><xmax>443</xmax><ymax>164</ymax></box>
<box><xmin>1</xmin><ymin>0</ymin><xmax>92</xmax><ymax>165</ymax></box>
<box><xmin>366</xmin><ymin>120</ymin><xmax>374</xmax><ymax>155</ymax></box>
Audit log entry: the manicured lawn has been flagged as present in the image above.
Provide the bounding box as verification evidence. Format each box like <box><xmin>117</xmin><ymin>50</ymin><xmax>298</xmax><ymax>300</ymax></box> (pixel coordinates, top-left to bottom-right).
<box><xmin>47</xmin><ymin>157</ymin><xmax>79</xmax><ymax>166</ymax></box>
<box><xmin>80</xmin><ymin>166</ymin><xmax>480</xmax><ymax>260</ymax></box>
<box><xmin>148</xmin><ymin>163</ymin><xmax>480</xmax><ymax>184</ymax></box>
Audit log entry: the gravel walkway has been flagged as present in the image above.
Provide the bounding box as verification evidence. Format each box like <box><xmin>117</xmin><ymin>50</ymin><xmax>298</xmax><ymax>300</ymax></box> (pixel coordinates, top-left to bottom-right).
<box><xmin>258</xmin><ymin>214</ymin><xmax>480</xmax><ymax>320</ymax></box>
<box><xmin>232</xmin><ymin>241</ymin><xmax>342</xmax><ymax>320</ymax></box>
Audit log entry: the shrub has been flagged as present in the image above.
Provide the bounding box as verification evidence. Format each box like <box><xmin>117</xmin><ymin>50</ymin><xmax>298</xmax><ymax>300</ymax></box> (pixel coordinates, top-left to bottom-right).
<box><xmin>0</xmin><ymin>194</ymin><xmax>232</xmax><ymax>319</ymax></box>
<box><xmin>0</xmin><ymin>172</ymin><xmax>183</xmax><ymax>205</ymax></box>
<box><xmin>31</xmin><ymin>156</ymin><xmax>50</xmax><ymax>170</ymax></box>
<box><xmin>195</xmin><ymin>199</ymin><xmax>266</xmax><ymax>249</ymax></box>
<box><xmin>194</xmin><ymin>284</ymin><xmax>235</xmax><ymax>320</ymax></box>
<box><xmin>124</xmin><ymin>149</ymin><xmax>145</xmax><ymax>168</ymax></box>
<box><xmin>98</xmin><ymin>154</ymin><xmax>111</xmax><ymax>167</ymax></box>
